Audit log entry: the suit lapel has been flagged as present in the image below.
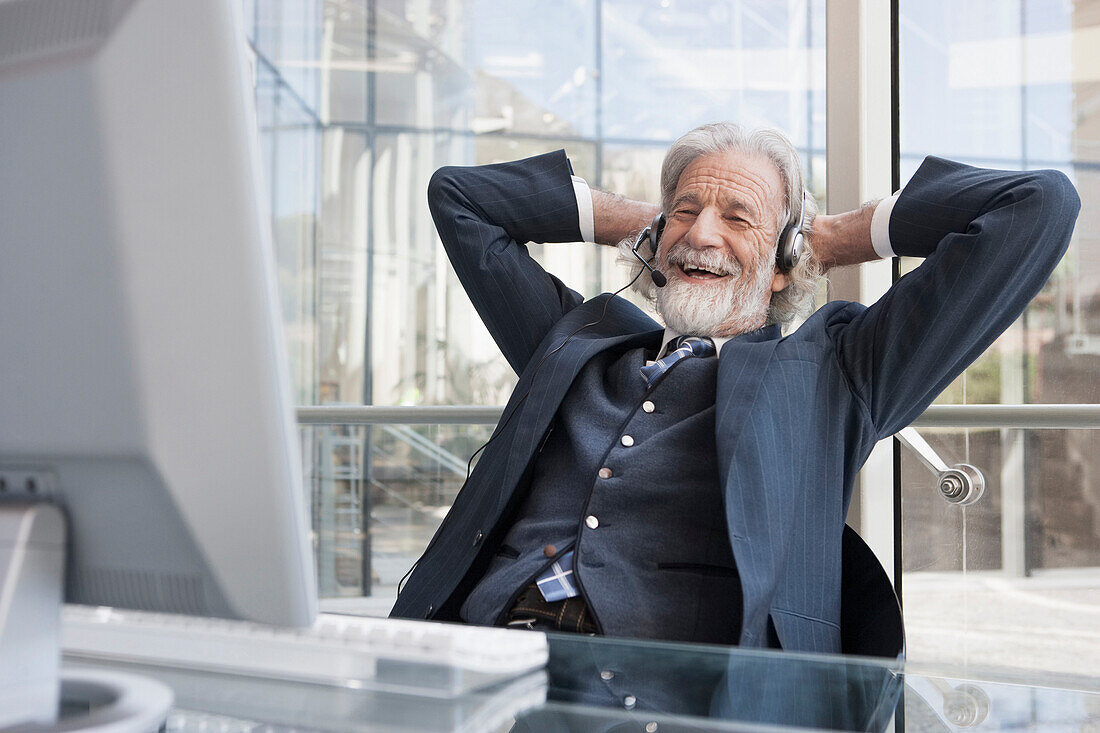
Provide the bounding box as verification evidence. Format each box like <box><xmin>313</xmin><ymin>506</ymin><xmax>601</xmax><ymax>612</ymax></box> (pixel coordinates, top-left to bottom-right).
<box><xmin>714</xmin><ymin>325</ymin><xmax>781</xmax><ymax>541</ymax></box>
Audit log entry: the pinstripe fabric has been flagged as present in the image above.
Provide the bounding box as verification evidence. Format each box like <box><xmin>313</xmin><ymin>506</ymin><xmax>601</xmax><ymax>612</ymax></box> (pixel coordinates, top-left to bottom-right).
<box><xmin>391</xmin><ymin>151</ymin><xmax>1080</xmax><ymax>657</ymax></box>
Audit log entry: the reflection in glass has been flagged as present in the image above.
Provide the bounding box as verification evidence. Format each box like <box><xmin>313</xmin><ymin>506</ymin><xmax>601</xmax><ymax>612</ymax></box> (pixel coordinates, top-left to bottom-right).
<box><xmin>530</xmin><ymin>634</ymin><xmax>901</xmax><ymax>730</ymax></box>
<box><xmin>902</xmin><ymin>673</ymin><xmax>1100</xmax><ymax>730</ymax></box>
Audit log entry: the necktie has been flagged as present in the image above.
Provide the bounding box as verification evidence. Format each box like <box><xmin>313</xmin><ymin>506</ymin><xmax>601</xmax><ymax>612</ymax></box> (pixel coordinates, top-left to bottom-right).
<box><xmin>639</xmin><ymin>336</ymin><xmax>716</xmax><ymax>389</ymax></box>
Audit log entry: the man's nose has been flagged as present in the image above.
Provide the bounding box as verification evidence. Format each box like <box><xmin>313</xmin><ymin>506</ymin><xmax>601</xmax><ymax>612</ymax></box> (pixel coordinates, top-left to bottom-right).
<box><xmin>684</xmin><ymin>209</ymin><xmax>724</xmax><ymax>250</ymax></box>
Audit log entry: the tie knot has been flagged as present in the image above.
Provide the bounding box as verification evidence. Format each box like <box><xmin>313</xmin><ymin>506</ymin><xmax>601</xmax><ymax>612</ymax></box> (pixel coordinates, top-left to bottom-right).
<box><xmin>674</xmin><ymin>336</ymin><xmax>716</xmax><ymax>358</ymax></box>
<box><xmin>640</xmin><ymin>336</ymin><xmax>716</xmax><ymax>389</ymax></box>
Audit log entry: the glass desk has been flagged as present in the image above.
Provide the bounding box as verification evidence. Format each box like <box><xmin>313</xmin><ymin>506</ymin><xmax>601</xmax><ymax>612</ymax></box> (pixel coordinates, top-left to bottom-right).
<box><xmin>61</xmin><ymin>630</ymin><xmax>1100</xmax><ymax>732</ymax></box>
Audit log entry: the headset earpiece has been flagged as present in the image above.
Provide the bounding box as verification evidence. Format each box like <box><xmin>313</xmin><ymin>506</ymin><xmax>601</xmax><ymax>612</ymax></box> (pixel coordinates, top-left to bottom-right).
<box><xmin>633</xmin><ymin>212</ymin><xmax>668</xmax><ymax>287</ymax></box>
<box><xmin>777</xmin><ymin>190</ymin><xmax>808</xmax><ymax>272</ymax></box>
<box><xmin>648</xmin><ymin>212</ymin><xmax>666</xmax><ymax>257</ymax></box>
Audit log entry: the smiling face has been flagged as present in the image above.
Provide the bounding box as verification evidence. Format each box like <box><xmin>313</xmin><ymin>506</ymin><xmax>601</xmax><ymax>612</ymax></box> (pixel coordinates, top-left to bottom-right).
<box><xmin>653</xmin><ymin>149</ymin><xmax>791</xmax><ymax>337</ymax></box>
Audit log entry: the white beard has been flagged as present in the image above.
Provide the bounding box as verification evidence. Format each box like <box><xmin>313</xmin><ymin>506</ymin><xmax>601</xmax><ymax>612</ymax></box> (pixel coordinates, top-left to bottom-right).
<box><xmin>654</xmin><ymin>241</ymin><xmax>774</xmax><ymax>337</ymax></box>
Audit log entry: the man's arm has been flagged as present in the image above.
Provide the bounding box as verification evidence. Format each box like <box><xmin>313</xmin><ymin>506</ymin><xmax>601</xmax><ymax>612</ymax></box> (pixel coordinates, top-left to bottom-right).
<box><xmin>590</xmin><ymin>189</ymin><xmax>660</xmax><ymax>246</ymax></box>
<box><xmin>811</xmin><ymin>203</ymin><xmax>880</xmax><ymax>270</ymax></box>
<box><xmin>834</xmin><ymin>157</ymin><xmax>1080</xmax><ymax>439</ymax></box>
<box><xmin>428</xmin><ymin>150</ymin><xmax>588</xmax><ymax>375</ymax></box>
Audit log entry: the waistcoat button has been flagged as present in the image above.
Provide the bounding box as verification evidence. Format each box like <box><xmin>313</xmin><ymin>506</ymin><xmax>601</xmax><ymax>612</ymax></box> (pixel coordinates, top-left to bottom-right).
<box><xmin>585</xmin><ymin>515</ymin><xmax>599</xmax><ymax>529</ymax></box>
<box><xmin>598</xmin><ymin>467</ymin><xmax>612</xmax><ymax>479</ymax></box>
<box><xmin>642</xmin><ymin>400</ymin><xmax>655</xmax><ymax>413</ymax></box>
<box><xmin>543</xmin><ymin>544</ymin><xmax>557</xmax><ymax>558</ymax></box>
<box><xmin>620</xmin><ymin>434</ymin><xmax>634</xmax><ymax>447</ymax></box>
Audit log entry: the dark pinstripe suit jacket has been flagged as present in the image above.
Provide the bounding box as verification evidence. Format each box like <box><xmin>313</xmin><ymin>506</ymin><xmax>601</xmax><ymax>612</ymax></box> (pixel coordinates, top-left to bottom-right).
<box><xmin>390</xmin><ymin>149</ymin><xmax>1079</xmax><ymax>657</ymax></box>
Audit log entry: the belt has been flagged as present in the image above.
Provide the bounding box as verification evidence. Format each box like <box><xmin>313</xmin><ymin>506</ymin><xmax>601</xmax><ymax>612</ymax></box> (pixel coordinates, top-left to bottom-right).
<box><xmin>505</xmin><ymin>583</ymin><xmax>598</xmax><ymax>634</ymax></box>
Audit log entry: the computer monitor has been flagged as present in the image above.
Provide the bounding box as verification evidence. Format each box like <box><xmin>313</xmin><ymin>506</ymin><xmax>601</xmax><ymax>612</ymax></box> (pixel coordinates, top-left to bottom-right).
<box><xmin>0</xmin><ymin>0</ymin><xmax>317</xmax><ymax>630</ymax></box>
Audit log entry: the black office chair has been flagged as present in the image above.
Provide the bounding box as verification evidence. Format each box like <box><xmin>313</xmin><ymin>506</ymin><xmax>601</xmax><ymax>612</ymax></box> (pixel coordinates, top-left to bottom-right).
<box><xmin>840</xmin><ymin>524</ymin><xmax>905</xmax><ymax>659</ymax></box>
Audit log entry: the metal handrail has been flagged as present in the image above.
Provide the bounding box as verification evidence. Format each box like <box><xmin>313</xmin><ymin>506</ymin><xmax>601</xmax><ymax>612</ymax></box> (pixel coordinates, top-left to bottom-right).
<box><xmin>297</xmin><ymin>404</ymin><xmax>1100</xmax><ymax>428</ymax></box>
<box><xmin>298</xmin><ymin>406</ymin><xmax>502</xmax><ymax>425</ymax></box>
<box><xmin>909</xmin><ymin>404</ymin><xmax>1100</xmax><ymax>429</ymax></box>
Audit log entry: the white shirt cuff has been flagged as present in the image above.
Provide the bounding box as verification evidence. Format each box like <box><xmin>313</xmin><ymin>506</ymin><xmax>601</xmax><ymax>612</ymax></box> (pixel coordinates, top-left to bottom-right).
<box><xmin>572</xmin><ymin>175</ymin><xmax>594</xmax><ymax>243</ymax></box>
<box><xmin>870</xmin><ymin>192</ymin><xmax>900</xmax><ymax>259</ymax></box>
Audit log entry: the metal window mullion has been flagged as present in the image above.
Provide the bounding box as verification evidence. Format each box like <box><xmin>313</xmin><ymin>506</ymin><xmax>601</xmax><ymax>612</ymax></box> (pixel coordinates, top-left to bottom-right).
<box><xmin>825</xmin><ymin>0</ymin><xmax>895</xmax><ymax>581</ymax></box>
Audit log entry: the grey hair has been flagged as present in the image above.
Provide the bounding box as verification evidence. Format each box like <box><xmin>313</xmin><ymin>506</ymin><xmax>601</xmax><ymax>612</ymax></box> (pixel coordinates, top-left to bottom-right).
<box><xmin>618</xmin><ymin>122</ymin><xmax>823</xmax><ymax>327</ymax></box>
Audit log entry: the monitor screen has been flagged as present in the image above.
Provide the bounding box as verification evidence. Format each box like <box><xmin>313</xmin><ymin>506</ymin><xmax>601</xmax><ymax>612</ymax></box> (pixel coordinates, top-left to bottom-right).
<box><xmin>0</xmin><ymin>0</ymin><xmax>317</xmax><ymax>627</ymax></box>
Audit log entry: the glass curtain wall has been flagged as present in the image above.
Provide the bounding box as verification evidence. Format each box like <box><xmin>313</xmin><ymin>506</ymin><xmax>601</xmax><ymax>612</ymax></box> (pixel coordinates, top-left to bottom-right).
<box><xmin>245</xmin><ymin>0</ymin><xmax>825</xmax><ymax>604</ymax></box>
<box><xmin>899</xmin><ymin>0</ymin><xmax>1100</xmax><ymax>677</ymax></box>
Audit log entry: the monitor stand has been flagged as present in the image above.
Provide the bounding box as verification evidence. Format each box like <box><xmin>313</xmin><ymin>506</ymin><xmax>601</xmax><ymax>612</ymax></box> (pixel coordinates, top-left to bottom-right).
<box><xmin>0</xmin><ymin>503</ymin><xmax>172</xmax><ymax>732</ymax></box>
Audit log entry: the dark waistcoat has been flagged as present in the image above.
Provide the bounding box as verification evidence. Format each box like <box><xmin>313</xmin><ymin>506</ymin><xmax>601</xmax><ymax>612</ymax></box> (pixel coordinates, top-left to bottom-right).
<box><xmin>460</xmin><ymin>344</ymin><xmax>742</xmax><ymax>644</ymax></box>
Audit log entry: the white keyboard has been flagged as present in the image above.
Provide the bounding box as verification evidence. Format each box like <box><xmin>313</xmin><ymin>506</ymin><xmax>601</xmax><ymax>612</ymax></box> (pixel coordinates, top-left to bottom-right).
<box><xmin>62</xmin><ymin>606</ymin><xmax>548</xmax><ymax>697</ymax></box>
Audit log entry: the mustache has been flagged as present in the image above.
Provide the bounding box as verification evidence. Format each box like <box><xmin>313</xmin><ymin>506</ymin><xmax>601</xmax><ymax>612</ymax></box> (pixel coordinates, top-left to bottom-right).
<box><xmin>661</xmin><ymin>240</ymin><xmax>744</xmax><ymax>278</ymax></box>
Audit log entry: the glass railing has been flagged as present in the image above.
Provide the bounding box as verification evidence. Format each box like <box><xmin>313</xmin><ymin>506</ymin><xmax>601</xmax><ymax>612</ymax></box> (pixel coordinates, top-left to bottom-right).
<box><xmin>900</xmin><ymin>424</ymin><xmax>1100</xmax><ymax>679</ymax></box>
<box><xmin>298</xmin><ymin>415</ymin><xmax>493</xmax><ymax>615</ymax></box>
<box><xmin>298</xmin><ymin>405</ymin><xmax>1100</xmax><ymax>681</ymax></box>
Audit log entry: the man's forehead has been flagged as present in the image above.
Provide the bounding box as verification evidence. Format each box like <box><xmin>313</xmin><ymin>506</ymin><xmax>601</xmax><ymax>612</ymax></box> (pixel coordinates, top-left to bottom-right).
<box><xmin>673</xmin><ymin>151</ymin><xmax>784</xmax><ymax>211</ymax></box>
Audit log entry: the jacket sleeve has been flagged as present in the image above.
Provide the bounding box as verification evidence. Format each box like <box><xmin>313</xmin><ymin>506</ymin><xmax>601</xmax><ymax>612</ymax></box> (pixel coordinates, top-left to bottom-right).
<box><xmin>833</xmin><ymin>156</ymin><xmax>1081</xmax><ymax>439</ymax></box>
<box><xmin>428</xmin><ymin>149</ymin><xmax>587</xmax><ymax>375</ymax></box>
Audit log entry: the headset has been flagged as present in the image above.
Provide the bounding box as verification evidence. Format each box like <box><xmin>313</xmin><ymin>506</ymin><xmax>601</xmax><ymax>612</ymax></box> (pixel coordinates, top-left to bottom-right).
<box><xmin>631</xmin><ymin>213</ymin><xmax>668</xmax><ymax>286</ymax></box>
<box><xmin>632</xmin><ymin>189</ymin><xmax>809</xmax><ymax>277</ymax></box>
<box><xmin>776</xmin><ymin>189</ymin><xmax>809</xmax><ymax>272</ymax></box>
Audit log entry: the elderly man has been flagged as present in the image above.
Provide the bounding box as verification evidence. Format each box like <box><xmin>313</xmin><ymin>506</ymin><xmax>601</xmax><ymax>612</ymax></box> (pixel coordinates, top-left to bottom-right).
<box><xmin>391</xmin><ymin>123</ymin><xmax>1079</xmax><ymax>657</ymax></box>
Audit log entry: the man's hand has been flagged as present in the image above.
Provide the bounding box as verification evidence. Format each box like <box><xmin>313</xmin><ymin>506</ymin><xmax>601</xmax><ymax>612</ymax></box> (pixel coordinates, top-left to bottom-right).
<box><xmin>591</xmin><ymin>189</ymin><xmax>661</xmax><ymax>247</ymax></box>
<box><xmin>810</xmin><ymin>202</ymin><xmax>882</xmax><ymax>270</ymax></box>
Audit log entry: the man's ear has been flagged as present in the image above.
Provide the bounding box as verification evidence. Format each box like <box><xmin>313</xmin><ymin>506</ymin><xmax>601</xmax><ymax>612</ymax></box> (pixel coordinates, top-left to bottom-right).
<box><xmin>771</xmin><ymin>269</ymin><xmax>791</xmax><ymax>293</ymax></box>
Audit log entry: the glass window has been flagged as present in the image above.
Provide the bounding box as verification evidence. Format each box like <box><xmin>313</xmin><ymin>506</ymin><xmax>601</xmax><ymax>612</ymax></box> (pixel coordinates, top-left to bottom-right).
<box><xmin>251</xmin><ymin>0</ymin><xmax>323</xmax><ymax>116</ymax></box>
<box><xmin>369</xmin><ymin>0</ymin><xmax>599</xmax><ymax>135</ymax></box>
<box><xmin>252</xmin><ymin>0</ymin><xmax>826</xmax><ymax>606</ymax></box>
<box><xmin>601</xmin><ymin>0</ymin><xmax>824</xmax><ymax>144</ymax></box>
<box><xmin>256</xmin><ymin>62</ymin><xmax>320</xmax><ymax>405</ymax></box>
<box><xmin>900</xmin><ymin>0</ymin><xmax>1100</xmax><ymax>673</ymax></box>
<box><xmin>367</xmin><ymin>133</ymin><xmax>598</xmax><ymax>407</ymax></box>
<box><xmin>321</xmin><ymin>1</ymin><xmax>370</xmax><ymax>124</ymax></box>
<box><xmin>316</xmin><ymin>128</ymin><xmax>370</xmax><ymax>405</ymax></box>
